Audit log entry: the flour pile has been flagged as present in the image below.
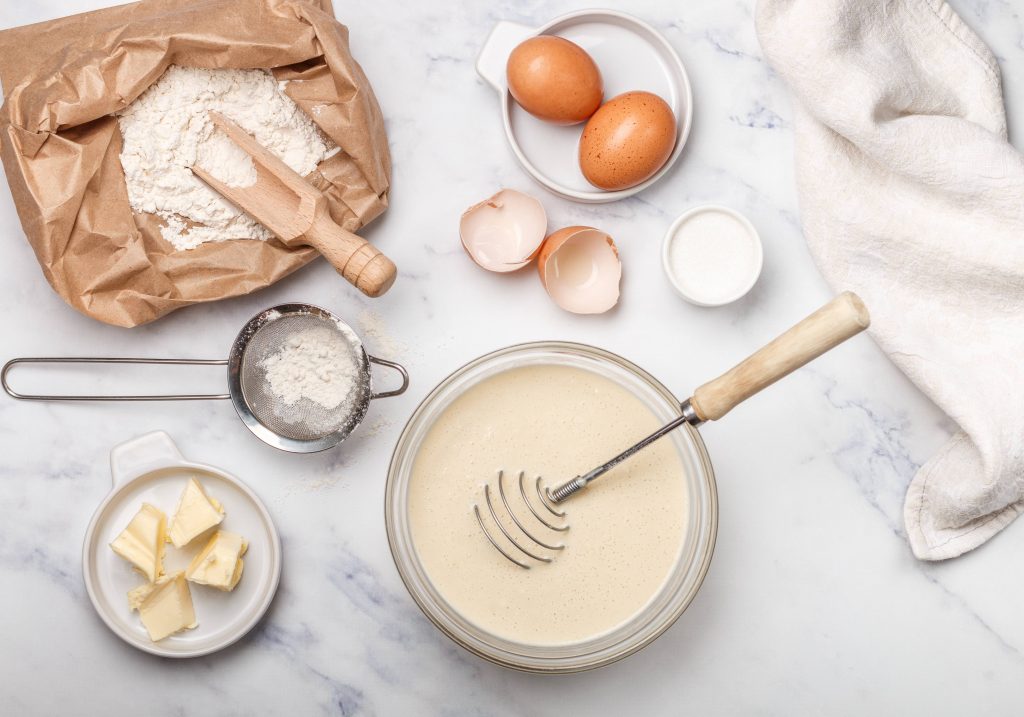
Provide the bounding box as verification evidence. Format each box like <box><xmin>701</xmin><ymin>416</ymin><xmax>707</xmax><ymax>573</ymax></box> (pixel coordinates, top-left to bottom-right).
<box><xmin>117</xmin><ymin>65</ymin><xmax>338</xmax><ymax>250</ymax></box>
<box><xmin>261</xmin><ymin>325</ymin><xmax>359</xmax><ymax>413</ymax></box>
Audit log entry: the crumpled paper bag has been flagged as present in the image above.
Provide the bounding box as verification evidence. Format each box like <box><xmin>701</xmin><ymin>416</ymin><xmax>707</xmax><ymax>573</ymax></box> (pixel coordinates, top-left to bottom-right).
<box><xmin>0</xmin><ymin>0</ymin><xmax>391</xmax><ymax>327</ymax></box>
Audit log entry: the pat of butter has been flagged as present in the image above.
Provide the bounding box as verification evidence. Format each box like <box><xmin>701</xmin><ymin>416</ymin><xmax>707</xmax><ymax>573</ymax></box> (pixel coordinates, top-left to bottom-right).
<box><xmin>128</xmin><ymin>571</ymin><xmax>197</xmax><ymax>642</ymax></box>
<box><xmin>186</xmin><ymin>530</ymin><xmax>248</xmax><ymax>591</ymax></box>
<box><xmin>110</xmin><ymin>503</ymin><xmax>166</xmax><ymax>583</ymax></box>
<box><xmin>167</xmin><ymin>478</ymin><xmax>224</xmax><ymax>548</ymax></box>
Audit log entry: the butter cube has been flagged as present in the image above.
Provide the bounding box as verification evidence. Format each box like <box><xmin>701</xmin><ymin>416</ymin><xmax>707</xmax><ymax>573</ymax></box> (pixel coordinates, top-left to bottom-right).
<box><xmin>167</xmin><ymin>478</ymin><xmax>224</xmax><ymax>548</ymax></box>
<box><xmin>186</xmin><ymin>530</ymin><xmax>248</xmax><ymax>591</ymax></box>
<box><xmin>110</xmin><ymin>503</ymin><xmax>166</xmax><ymax>583</ymax></box>
<box><xmin>128</xmin><ymin>572</ymin><xmax>197</xmax><ymax>642</ymax></box>
<box><xmin>127</xmin><ymin>580</ymin><xmax>157</xmax><ymax>612</ymax></box>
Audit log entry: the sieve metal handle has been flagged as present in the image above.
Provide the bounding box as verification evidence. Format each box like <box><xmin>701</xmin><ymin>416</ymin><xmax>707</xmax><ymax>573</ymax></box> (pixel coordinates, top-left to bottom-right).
<box><xmin>367</xmin><ymin>356</ymin><xmax>409</xmax><ymax>400</ymax></box>
<box><xmin>1</xmin><ymin>357</ymin><xmax>230</xmax><ymax>401</ymax></box>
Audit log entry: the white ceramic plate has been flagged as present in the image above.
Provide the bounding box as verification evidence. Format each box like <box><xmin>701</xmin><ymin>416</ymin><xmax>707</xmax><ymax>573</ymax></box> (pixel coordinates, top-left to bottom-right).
<box><xmin>82</xmin><ymin>431</ymin><xmax>281</xmax><ymax>658</ymax></box>
<box><xmin>476</xmin><ymin>9</ymin><xmax>693</xmax><ymax>203</ymax></box>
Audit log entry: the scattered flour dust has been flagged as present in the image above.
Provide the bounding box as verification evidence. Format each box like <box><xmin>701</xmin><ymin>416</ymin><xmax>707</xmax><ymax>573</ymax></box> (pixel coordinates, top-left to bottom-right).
<box><xmin>358</xmin><ymin>309</ymin><xmax>408</xmax><ymax>358</ymax></box>
<box><xmin>261</xmin><ymin>325</ymin><xmax>359</xmax><ymax>411</ymax></box>
<box><xmin>284</xmin><ymin>472</ymin><xmax>345</xmax><ymax>496</ymax></box>
<box><xmin>117</xmin><ymin>65</ymin><xmax>339</xmax><ymax>250</ymax></box>
<box><xmin>361</xmin><ymin>416</ymin><xmax>394</xmax><ymax>437</ymax></box>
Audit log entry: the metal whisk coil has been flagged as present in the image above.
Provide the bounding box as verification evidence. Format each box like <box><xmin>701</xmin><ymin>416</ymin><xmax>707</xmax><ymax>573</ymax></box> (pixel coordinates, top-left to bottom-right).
<box><xmin>472</xmin><ymin>471</ymin><xmax>568</xmax><ymax>569</ymax></box>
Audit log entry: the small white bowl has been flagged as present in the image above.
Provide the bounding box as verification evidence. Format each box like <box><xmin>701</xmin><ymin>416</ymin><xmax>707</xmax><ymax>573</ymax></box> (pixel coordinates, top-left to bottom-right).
<box><xmin>662</xmin><ymin>205</ymin><xmax>763</xmax><ymax>307</ymax></box>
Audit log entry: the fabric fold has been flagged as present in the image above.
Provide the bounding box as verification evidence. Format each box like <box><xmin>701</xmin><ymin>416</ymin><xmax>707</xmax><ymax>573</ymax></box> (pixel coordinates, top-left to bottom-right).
<box><xmin>757</xmin><ymin>0</ymin><xmax>1024</xmax><ymax>559</ymax></box>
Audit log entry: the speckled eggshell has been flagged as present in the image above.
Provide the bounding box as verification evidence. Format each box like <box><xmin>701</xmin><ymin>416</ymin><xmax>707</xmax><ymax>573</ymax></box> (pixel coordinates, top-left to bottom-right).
<box><xmin>506</xmin><ymin>36</ymin><xmax>603</xmax><ymax>125</ymax></box>
<box><xmin>578</xmin><ymin>91</ymin><xmax>677</xmax><ymax>190</ymax></box>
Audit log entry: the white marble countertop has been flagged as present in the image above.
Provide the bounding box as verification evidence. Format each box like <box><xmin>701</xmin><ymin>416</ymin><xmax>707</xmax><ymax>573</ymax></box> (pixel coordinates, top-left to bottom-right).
<box><xmin>2</xmin><ymin>0</ymin><xmax>1023</xmax><ymax>714</ymax></box>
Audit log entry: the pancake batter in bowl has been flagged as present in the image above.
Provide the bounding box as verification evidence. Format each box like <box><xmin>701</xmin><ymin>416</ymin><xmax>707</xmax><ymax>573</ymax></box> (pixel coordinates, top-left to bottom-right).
<box><xmin>407</xmin><ymin>364</ymin><xmax>689</xmax><ymax>647</ymax></box>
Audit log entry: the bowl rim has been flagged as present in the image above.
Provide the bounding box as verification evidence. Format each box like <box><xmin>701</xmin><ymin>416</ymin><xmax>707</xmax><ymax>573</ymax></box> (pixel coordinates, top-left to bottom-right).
<box><xmin>384</xmin><ymin>340</ymin><xmax>719</xmax><ymax>673</ymax></box>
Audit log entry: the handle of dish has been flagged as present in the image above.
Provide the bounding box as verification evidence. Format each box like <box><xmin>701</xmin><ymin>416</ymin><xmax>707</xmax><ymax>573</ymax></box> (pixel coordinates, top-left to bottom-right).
<box><xmin>110</xmin><ymin>431</ymin><xmax>184</xmax><ymax>487</ymax></box>
<box><xmin>689</xmin><ymin>292</ymin><xmax>870</xmax><ymax>422</ymax></box>
<box><xmin>476</xmin><ymin>20</ymin><xmax>534</xmax><ymax>92</ymax></box>
<box><xmin>368</xmin><ymin>356</ymin><xmax>410</xmax><ymax>400</ymax></box>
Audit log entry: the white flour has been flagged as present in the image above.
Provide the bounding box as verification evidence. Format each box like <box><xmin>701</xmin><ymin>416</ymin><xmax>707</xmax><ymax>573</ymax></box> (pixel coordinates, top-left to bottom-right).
<box><xmin>261</xmin><ymin>326</ymin><xmax>359</xmax><ymax>411</ymax></box>
<box><xmin>117</xmin><ymin>65</ymin><xmax>338</xmax><ymax>250</ymax></box>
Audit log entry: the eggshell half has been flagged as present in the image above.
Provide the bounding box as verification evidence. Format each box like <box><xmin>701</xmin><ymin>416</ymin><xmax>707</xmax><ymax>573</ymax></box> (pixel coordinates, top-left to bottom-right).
<box><xmin>578</xmin><ymin>91</ymin><xmax>677</xmax><ymax>190</ymax></box>
<box><xmin>506</xmin><ymin>36</ymin><xmax>603</xmax><ymax>125</ymax></box>
<box><xmin>460</xmin><ymin>189</ymin><xmax>548</xmax><ymax>272</ymax></box>
<box><xmin>537</xmin><ymin>226</ymin><xmax>621</xmax><ymax>314</ymax></box>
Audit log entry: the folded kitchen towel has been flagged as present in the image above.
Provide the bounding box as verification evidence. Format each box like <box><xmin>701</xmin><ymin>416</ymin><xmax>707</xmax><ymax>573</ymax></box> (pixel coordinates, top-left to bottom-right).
<box><xmin>756</xmin><ymin>0</ymin><xmax>1024</xmax><ymax>559</ymax></box>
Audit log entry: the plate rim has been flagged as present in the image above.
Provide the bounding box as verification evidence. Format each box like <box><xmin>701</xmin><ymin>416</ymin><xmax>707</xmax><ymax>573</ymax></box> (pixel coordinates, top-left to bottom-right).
<box><xmin>81</xmin><ymin>455</ymin><xmax>282</xmax><ymax>658</ymax></box>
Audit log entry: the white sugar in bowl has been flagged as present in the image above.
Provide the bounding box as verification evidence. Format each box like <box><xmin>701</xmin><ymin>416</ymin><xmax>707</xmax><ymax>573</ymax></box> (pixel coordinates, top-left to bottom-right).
<box><xmin>662</xmin><ymin>205</ymin><xmax>763</xmax><ymax>307</ymax></box>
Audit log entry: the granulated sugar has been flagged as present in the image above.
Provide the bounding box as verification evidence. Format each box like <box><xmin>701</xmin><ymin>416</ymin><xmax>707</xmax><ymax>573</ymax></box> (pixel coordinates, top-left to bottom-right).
<box><xmin>117</xmin><ymin>65</ymin><xmax>338</xmax><ymax>250</ymax></box>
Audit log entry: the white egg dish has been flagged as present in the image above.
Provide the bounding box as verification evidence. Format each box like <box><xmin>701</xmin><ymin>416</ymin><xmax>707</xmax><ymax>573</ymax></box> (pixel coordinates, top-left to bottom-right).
<box><xmin>476</xmin><ymin>9</ymin><xmax>693</xmax><ymax>203</ymax></box>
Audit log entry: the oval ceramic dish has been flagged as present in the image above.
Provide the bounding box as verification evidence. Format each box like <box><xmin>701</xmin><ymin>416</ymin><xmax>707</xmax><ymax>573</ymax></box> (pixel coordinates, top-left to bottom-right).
<box><xmin>476</xmin><ymin>10</ymin><xmax>693</xmax><ymax>203</ymax></box>
<box><xmin>82</xmin><ymin>431</ymin><xmax>281</xmax><ymax>658</ymax></box>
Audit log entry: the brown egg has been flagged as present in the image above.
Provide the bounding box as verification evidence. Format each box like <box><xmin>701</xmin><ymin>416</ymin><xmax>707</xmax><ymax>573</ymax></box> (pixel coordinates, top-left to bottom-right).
<box><xmin>578</xmin><ymin>91</ymin><xmax>677</xmax><ymax>190</ymax></box>
<box><xmin>506</xmin><ymin>36</ymin><xmax>603</xmax><ymax>125</ymax></box>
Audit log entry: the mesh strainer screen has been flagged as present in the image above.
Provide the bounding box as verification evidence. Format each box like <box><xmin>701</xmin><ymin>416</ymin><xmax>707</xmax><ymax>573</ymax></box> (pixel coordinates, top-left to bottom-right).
<box><xmin>238</xmin><ymin>313</ymin><xmax>371</xmax><ymax>442</ymax></box>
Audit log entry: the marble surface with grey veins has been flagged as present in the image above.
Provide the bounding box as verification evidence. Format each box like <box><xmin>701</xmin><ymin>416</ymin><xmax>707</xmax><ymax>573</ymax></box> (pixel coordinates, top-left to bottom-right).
<box><xmin>1</xmin><ymin>0</ymin><xmax>1023</xmax><ymax>714</ymax></box>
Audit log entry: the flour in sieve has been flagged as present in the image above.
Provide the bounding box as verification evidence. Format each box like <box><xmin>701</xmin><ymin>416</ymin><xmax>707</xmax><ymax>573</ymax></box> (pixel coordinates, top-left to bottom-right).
<box><xmin>261</xmin><ymin>325</ymin><xmax>359</xmax><ymax>416</ymax></box>
<box><xmin>117</xmin><ymin>65</ymin><xmax>339</xmax><ymax>250</ymax></box>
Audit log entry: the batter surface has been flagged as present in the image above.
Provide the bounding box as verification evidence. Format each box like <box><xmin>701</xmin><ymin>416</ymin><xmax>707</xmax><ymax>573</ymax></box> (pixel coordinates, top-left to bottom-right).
<box><xmin>407</xmin><ymin>364</ymin><xmax>689</xmax><ymax>646</ymax></box>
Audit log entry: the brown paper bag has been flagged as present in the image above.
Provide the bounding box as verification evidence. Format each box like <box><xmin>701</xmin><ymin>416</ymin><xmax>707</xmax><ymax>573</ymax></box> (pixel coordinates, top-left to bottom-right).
<box><xmin>0</xmin><ymin>0</ymin><xmax>390</xmax><ymax>327</ymax></box>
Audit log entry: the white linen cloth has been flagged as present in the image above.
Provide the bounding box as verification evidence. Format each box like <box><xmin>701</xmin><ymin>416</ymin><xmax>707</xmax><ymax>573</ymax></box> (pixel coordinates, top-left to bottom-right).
<box><xmin>756</xmin><ymin>0</ymin><xmax>1024</xmax><ymax>559</ymax></box>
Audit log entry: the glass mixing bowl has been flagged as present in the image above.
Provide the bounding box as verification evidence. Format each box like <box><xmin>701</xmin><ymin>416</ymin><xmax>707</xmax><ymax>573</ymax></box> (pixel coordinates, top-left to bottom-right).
<box><xmin>385</xmin><ymin>342</ymin><xmax>718</xmax><ymax>673</ymax></box>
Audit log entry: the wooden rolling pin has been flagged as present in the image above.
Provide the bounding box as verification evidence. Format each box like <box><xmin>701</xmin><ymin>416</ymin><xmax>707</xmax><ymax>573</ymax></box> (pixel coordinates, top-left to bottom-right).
<box><xmin>192</xmin><ymin>112</ymin><xmax>396</xmax><ymax>297</ymax></box>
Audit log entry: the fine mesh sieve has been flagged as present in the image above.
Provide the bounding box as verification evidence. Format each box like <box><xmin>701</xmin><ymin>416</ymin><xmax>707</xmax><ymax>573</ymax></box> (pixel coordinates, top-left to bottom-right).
<box><xmin>2</xmin><ymin>303</ymin><xmax>409</xmax><ymax>454</ymax></box>
<box><xmin>228</xmin><ymin>304</ymin><xmax>408</xmax><ymax>452</ymax></box>
<box><xmin>239</xmin><ymin>314</ymin><xmax>369</xmax><ymax>441</ymax></box>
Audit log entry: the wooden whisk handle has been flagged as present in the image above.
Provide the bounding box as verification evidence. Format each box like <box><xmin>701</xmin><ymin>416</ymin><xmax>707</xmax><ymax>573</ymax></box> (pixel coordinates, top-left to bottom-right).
<box><xmin>690</xmin><ymin>292</ymin><xmax>870</xmax><ymax>422</ymax></box>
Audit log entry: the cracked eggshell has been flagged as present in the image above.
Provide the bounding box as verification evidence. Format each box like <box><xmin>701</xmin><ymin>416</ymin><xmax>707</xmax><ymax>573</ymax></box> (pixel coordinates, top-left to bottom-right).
<box><xmin>537</xmin><ymin>226</ymin><xmax>621</xmax><ymax>314</ymax></box>
<box><xmin>460</xmin><ymin>189</ymin><xmax>548</xmax><ymax>272</ymax></box>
